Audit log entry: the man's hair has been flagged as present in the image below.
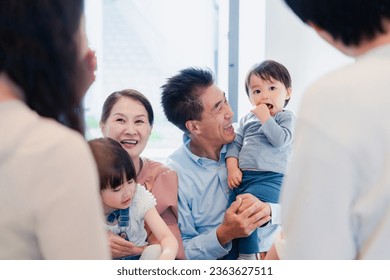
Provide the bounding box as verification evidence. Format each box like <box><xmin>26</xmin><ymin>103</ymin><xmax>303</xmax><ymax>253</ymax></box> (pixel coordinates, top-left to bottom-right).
<box><xmin>161</xmin><ymin>67</ymin><xmax>214</xmax><ymax>133</ymax></box>
<box><xmin>245</xmin><ymin>60</ymin><xmax>292</xmax><ymax>107</ymax></box>
<box><xmin>88</xmin><ymin>137</ymin><xmax>136</xmax><ymax>191</ymax></box>
<box><xmin>284</xmin><ymin>0</ymin><xmax>390</xmax><ymax>46</ymax></box>
<box><xmin>0</xmin><ymin>0</ymin><xmax>86</xmax><ymax>133</ymax></box>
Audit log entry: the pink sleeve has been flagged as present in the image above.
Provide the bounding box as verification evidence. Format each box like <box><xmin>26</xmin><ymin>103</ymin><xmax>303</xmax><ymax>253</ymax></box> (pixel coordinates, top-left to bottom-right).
<box><xmin>145</xmin><ymin>167</ymin><xmax>185</xmax><ymax>259</ymax></box>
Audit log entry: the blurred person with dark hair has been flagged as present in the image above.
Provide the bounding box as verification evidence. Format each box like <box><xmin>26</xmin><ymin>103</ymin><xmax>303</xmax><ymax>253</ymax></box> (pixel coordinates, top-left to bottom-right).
<box><xmin>279</xmin><ymin>0</ymin><xmax>390</xmax><ymax>259</ymax></box>
<box><xmin>0</xmin><ymin>0</ymin><xmax>109</xmax><ymax>259</ymax></box>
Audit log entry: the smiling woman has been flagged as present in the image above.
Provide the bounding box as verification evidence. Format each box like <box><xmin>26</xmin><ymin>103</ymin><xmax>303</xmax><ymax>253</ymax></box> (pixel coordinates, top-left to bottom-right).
<box><xmin>100</xmin><ymin>90</ymin><xmax>153</xmax><ymax>172</ymax></box>
<box><xmin>99</xmin><ymin>89</ymin><xmax>185</xmax><ymax>259</ymax></box>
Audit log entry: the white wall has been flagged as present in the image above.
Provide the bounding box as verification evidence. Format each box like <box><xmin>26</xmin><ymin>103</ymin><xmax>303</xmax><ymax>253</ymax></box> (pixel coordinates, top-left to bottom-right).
<box><xmin>236</xmin><ymin>0</ymin><xmax>267</xmax><ymax>119</ymax></box>
<box><xmin>264</xmin><ymin>0</ymin><xmax>353</xmax><ymax>114</ymax></box>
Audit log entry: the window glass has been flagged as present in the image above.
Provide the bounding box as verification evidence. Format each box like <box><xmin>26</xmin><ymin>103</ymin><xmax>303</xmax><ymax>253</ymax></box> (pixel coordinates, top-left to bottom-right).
<box><xmin>84</xmin><ymin>0</ymin><xmax>227</xmax><ymax>161</ymax></box>
<box><xmin>84</xmin><ymin>0</ymin><xmax>351</xmax><ymax>161</ymax></box>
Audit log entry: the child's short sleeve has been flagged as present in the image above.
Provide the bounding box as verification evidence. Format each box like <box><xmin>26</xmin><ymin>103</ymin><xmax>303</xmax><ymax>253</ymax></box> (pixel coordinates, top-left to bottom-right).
<box><xmin>132</xmin><ymin>184</ymin><xmax>157</xmax><ymax>221</ymax></box>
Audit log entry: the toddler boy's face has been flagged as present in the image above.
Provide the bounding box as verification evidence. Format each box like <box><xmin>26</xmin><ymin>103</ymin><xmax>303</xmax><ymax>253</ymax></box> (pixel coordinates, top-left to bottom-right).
<box><xmin>248</xmin><ymin>75</ymin><xmax>291</xmax><ymax>116</ymax></box>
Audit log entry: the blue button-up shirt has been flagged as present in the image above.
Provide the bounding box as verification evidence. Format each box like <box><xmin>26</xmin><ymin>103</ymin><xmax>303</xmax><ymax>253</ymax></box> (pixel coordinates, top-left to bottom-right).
<box><xmin>166</xmin><ymin>134</ymin><xmax>281</xmax><ymax>259</ymax></box>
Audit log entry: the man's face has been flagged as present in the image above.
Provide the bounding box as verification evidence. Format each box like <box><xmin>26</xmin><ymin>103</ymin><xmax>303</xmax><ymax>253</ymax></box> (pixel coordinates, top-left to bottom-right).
<box><xmin>195</xmin><ymin>84</ymin><xmax>235</xmax><ymax>146</ymax></box>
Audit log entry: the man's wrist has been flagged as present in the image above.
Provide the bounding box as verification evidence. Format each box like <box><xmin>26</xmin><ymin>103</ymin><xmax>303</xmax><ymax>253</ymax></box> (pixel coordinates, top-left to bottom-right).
<box><xmin>216</xmin><ymin>224</ymin><xmax>231</xmax><ymax>246</ymax></box>
<box><xmin>260</xmin><ymin>203</ymin><xmax>272</xmax><ymax>227</ymax></box>
<box><xmin>260</xmin><ymin>220</ymin><xmax>271</xmax><ymax>227</ymax></box>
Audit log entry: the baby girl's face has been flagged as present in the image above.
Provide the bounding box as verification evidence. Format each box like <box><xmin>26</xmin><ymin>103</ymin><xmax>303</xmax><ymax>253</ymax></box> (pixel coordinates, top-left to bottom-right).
<box><xmin>101</xmin><ymin>179</ymin><xmax>136</xmax><ymax>212</ymax></box>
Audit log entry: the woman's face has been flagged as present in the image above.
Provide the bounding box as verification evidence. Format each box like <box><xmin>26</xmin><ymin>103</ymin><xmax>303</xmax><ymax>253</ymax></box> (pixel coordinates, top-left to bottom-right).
<box><xmin>100</xmin><ymin>97</ymin><xmax>152</xmax><ymax>160</ymax></box>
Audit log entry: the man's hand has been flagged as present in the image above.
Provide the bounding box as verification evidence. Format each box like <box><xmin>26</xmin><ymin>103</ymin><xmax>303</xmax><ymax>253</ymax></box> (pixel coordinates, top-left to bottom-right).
<box><xmin>237</xmin><ymin>193</ymin><xmax>271</xmax><ymax>218</ymax></box>
<box><xmin>107</xmin><ymin>231</ymin><xmax>145</xmax><ymax>258</ymax></box>
<box><xmin>216</xmin><ymin>194</ymin><xmax>271</xmax><ymax>246</ymax></box>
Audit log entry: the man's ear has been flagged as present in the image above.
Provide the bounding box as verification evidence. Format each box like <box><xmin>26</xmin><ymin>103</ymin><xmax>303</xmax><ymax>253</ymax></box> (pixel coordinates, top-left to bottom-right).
<box><xmin>185</xmin><ymin>120</ymin><xmax>201</xmax><ymax>135</ymax></box>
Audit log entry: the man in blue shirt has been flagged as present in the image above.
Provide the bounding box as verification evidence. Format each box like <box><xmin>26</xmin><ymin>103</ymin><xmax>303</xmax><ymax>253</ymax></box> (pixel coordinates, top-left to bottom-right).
<box><xmin>161</xmin><ymin>67</ymin><xmax>281</xmax><ymax>260</ymax></box>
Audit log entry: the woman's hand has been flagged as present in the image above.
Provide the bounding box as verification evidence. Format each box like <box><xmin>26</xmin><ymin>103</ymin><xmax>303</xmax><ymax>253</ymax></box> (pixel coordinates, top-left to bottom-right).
<box><xmin>107</xmin><ymin>231</ymin><xmax>145</xmax><ymax>258</ymax></box>
<box><xmin>75</xmin><ymin>47</ymin><xmax>97</xmax><ymax>100</ymax></box>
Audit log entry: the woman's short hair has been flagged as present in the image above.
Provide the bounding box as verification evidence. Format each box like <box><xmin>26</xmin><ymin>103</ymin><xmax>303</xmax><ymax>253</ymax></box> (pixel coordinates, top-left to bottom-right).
<box><xmin>100</xmin><ymin>89</ymin><xmax>154</xmax><ymax>126</ymax></box>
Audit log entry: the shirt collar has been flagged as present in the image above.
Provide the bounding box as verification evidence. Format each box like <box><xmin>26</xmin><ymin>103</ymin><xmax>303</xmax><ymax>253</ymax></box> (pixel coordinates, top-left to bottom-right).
<box><xmin>182</xmin><ymin>133</ymin><xmax>227</xmax><ymax>166</ymax></box>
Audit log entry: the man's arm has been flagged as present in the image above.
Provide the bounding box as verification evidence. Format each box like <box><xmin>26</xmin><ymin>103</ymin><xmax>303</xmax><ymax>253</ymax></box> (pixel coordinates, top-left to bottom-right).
<box><xmin>178</xmin><ymin>190</ymin><xmax>232</xmax><ymax>260</ymax></box>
